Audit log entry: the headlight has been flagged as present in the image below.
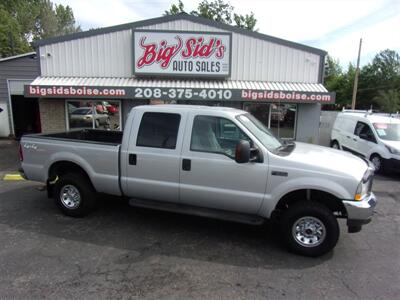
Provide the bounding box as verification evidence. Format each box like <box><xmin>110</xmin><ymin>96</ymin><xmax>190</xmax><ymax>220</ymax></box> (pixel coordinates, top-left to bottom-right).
<box><xmin>355</xmin><ymin>169</ymin><xmax>373</xmax><ymax>200</ymax></box>
<box><xmin>355</xmin><ymin>181</ymin><xmax>368</xmax><ymax>200</ymax></box>
<box><xmin>385</xmin><ymin>145</ymin><xmax>400</xmax><ymax>155</ymax></box>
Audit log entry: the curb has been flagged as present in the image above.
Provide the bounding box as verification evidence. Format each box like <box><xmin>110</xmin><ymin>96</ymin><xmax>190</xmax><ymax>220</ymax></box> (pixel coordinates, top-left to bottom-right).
<box><xmin>2</xmin><ymin>174</ymin><xmax>25</xmax><ymax>181</ymax></box>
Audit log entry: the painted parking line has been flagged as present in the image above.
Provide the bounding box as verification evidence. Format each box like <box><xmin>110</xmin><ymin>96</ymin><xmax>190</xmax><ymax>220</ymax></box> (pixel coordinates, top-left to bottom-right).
<box><xmin>3</xmin><ymin>174</ymin><xmax>25</xmax><ymax>181</ymax></box>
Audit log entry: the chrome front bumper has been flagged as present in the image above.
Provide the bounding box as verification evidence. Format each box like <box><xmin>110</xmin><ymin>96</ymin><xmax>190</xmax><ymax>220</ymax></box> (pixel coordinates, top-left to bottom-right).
<box><xmin>343</xmin><ymin>193</ymin><xmax>377</xmax><ymax>232</ymax></box>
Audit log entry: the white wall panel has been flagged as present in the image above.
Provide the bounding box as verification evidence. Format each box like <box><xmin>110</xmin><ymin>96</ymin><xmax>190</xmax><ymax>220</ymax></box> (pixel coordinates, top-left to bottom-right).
<box><xmin>39</xmin><ymin>19</ymin><xmax>321</xmax><ymax>83</ymax></box>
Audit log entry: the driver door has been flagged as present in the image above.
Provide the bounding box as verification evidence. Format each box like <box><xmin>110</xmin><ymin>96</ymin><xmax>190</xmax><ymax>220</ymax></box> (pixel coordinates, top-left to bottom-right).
<box><xmin>353</xmin><ymin>121</ymin><xmax>376</xmax><ymax>157</ymax></box>
<box><xmin>179</xmin><ymin>113</ymin><xmax>268</xmax><ymax>214</ymax></box>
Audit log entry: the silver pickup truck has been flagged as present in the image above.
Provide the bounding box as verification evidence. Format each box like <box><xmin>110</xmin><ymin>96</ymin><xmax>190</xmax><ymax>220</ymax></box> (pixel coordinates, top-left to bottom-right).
<box><xmin>20</xmin><ymin>105</ymin><xmax>377</xmax><ymax>257</ymax></box>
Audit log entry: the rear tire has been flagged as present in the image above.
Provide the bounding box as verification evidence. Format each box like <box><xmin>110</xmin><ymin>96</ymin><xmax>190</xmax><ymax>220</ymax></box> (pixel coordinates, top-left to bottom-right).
<box><xmin>331</xmin><ymin>140</ymin><xmax>340</xmax><ymax>149</ymax></box>
<box><xmin>53</xmin><ymin>173</ymin><xmax>96</xmax><ymax>217</ymax></box>
<box><xmin>280</xmin><ymin>201</ymin><xmax>339</xmax><ymax>257</ymax></box>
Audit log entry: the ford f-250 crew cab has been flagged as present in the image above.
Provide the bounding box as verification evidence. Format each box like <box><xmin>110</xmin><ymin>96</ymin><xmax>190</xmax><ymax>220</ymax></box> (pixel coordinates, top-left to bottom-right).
<box><xmin>20</xmin><ymin>105</ymin><xmax>377</xmax><ymax>257</ymax></box>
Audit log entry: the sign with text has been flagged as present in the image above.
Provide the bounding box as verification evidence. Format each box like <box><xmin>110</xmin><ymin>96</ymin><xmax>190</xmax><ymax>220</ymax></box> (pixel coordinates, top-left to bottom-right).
<box><xmin>25</xmin><ymin>85</ymin><xmax>336</xmax><ymax>104</ymax></box>
<box><xmin>133</xmin><ymin>30</ymin><xmax>231</xmax><ymax>78</ymax></box>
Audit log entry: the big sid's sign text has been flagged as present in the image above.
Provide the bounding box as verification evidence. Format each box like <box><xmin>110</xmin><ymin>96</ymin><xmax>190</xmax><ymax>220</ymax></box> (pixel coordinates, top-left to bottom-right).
<box><xmin>133</xmin><ymin>30</ymin><xmax>231</xmax><ymax>77</ymax></box>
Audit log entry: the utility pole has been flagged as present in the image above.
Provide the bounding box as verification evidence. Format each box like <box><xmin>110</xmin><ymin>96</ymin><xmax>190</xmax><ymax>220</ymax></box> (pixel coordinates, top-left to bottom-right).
<box><xmin>351</xmin><ymin>38</ymin><xmax>362</xmax><ymax>109</ymax></box>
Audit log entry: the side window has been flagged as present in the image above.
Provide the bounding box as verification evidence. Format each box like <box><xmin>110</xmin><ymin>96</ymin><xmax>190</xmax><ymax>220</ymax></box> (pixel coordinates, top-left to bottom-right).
<box><xmin>354</xmin><ymin>122</ymin><xmax>365</xmax><ymax>136</ymax></box>
<box><xmin>136</xmin><ymin>112</ymin><xmax>181</xmax><ymax>149</ymax></box>
<box><xmin>355</xmin><ymin>121</ymin><xmax>375</xmax><ymax>142</ymax></box>
<box><xmin>190</xmin><ymin>115</ymin><xmax>251</xmax><ymax>158</ymax></box>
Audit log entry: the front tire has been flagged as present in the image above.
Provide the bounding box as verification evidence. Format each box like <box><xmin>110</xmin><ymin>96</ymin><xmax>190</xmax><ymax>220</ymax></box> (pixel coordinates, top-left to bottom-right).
<box><xmin>370</xmin><ymin>154</ymin><xmax>383</xmax><ymax>174</ymax></box>
<box><xmin>53</xmin><ymin>173</ymin><xmax>96</xmax><ymax>217</ymax></box>
<box><xmin>280</xmin><ymin>202</ymin><xmax>339</xmax><ymax>257</ymax></box>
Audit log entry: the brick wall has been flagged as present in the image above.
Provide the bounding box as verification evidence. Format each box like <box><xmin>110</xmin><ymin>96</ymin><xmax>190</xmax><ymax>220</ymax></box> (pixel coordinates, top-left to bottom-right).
<box><xmin>39</xmin><ymin>99</ymin><xmax>66</xmax><ymax>133</ymax></box>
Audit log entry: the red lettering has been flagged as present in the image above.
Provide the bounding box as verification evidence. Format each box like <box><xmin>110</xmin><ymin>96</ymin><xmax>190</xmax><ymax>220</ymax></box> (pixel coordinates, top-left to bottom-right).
<box><xmin>182</xmin><ymin>38</ymin><xmax>196</xmax><ymax>58</ymax></box>
<box><xmin>137</xmin><ymin>36</ymin><xmax>182</xmax><ymax>69</ymax></box>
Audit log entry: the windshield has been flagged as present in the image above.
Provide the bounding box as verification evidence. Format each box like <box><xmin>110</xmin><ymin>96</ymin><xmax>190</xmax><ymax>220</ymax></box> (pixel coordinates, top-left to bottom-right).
<box><xmin>237</xmin><ymin>113</ymin><xmax>283</xmax><ymax>151</ymax></box>
<box><xmin>72</xmin><ymin>108</ymin><xmax>92</xmax><ymax>115</ymax></box>
<box><xmin>373</xmin><ymin>123</ymin><xmax>400</xmax><ymax>141</ymax></box>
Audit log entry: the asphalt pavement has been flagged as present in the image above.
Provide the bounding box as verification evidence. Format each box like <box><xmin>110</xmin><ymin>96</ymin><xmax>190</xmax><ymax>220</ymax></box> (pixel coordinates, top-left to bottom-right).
<box><xmin>0</xmin><ymin>141</ymin><xmax>399</xmax><ymax>299</ymax></box>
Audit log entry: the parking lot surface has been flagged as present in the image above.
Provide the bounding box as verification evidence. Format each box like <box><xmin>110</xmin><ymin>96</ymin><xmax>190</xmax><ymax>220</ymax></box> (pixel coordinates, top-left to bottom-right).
<box><xmin>0</xmin><ymin>152</ymin><xmax>399</xmax><ymax>299</ymax></box>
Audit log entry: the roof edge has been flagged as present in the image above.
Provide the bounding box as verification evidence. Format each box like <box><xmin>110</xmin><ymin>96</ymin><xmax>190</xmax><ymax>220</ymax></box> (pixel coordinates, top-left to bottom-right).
<box><xmin>34</xmin><ymin>13</ymin><xmax>327</xmax><ymax>57</ymax></box>
<box><xmin>0</xmin><ymin>52</ymin><xmax>36</xmax><ymax>62</ymax></box>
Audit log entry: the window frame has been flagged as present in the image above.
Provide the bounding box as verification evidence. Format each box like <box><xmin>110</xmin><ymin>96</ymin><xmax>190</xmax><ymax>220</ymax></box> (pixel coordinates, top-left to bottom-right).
<box><xmin>65</xmin><ymin>99</ymin><xmax>122</xmax><ymax>131</ymax></box>
<box><xmin>136</xmin><ymin>112</ymin><xmax>181</xmax><ymax>150</ymax></box>
<box><xmin>354</xmin><ymin>121</ymin><xmax>376</xmax><ymax>143</ymax></box>
<box><xmin>189</xmin><ymin>114</ymin><xmax>252</xmax><ymax>159</ymax></box>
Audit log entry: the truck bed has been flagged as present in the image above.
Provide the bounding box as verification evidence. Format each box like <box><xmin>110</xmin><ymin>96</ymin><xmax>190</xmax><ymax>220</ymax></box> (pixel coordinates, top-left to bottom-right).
<box><xmin>29</xmin><ymin>129</ymin><xmax>123</xmax><ymax>145</ymax></box>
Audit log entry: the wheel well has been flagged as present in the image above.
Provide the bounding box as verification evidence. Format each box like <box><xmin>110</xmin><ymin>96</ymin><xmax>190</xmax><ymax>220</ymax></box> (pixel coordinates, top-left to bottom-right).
<box><xmin>47</xmin><ymin>161</ymin><xmax>92</xmax><ymax>197</ymax></box>
<box><xmin>271</xmin><ymin>189</ymin><xmax>347</xmax><ymax>220</ymax></box>
<box><xmin>330</xmin><ymin>139</ymin><xmax>339</xmax><ymax>146</ymax></box>
<box><xmin>370</xmin><ymin>153</ymin><xmax>380</xmax><ymax>159</ymax></box>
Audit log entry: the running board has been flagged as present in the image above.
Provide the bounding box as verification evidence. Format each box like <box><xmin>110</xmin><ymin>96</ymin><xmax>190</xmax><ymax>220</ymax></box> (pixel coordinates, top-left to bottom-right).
<box><xmin>129</xmin><ymin>198</ymin><xmax>265</xmax><ymax>225</ymax></box>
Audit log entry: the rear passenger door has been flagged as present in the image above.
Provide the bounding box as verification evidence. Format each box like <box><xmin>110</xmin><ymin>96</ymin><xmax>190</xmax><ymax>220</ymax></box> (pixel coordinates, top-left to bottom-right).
<box><xmin>123</xmin><ymin>111</ymin><xmax>185</xmax><ymax>202</ymax></box>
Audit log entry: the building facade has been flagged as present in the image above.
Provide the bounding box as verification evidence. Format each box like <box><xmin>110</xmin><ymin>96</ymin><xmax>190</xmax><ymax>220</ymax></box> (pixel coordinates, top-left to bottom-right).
<box><xmin>0</xmin><ymin>52</ymin><xmax>40</xmax><ymax>137</ymax></box>
<box><xmin>25</xmin><ymin>13</ymin><xmax>334</xmax><ymax>143</ymax></box>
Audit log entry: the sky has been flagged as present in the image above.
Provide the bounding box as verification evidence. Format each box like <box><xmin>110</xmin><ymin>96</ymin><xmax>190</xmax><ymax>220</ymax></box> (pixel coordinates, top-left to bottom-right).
<box><xmin>53</xmin><ymin>0</ymin><xmax>400</xmax><ymax>68</ymax></box>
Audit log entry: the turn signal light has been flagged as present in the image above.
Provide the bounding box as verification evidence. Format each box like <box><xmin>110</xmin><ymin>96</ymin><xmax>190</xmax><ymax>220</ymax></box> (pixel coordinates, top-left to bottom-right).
<box><xmin>354</xmin><ymin>194</ymin><xmax>362</xmax><ymax>201</ymax></box>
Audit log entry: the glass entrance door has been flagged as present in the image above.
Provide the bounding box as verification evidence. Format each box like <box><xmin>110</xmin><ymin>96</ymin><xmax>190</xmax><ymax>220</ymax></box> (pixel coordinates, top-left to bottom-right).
<box><xmin>243</xmin><ymin>103</ymin><xmax>297</xmax><ymax>139</ymax></box>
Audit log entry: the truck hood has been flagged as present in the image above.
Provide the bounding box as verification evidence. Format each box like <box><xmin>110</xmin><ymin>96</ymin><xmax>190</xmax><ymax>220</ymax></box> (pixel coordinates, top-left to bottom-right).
<box><xmin>382</xmin><ymin>140</ymin><xmax>400</xmax><ymax>150</ymax></box>
<box><xmin>282</xmin><ymin>142</ymin><xmax>368</xmax><ymax>179</ymax></box>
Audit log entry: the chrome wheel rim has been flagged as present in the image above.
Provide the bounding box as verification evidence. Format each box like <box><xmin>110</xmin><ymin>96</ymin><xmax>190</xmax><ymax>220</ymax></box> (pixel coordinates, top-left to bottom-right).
<box><xmin>292</xmin><ymin>216</ymin><xmax>326</xmax><ymax>247</ymax></box>
<box><xmin>332</xmin><ymin>143</ymin><xmax>339</xmax><ymax>149</ymax></box>
<box><xmin>60</xmin><ymin>185</ymin><xmax>81</xmax><ymax>209</ymax></box>
<box><xmin>371</xmin><ymin>156</ymin><xmax>381</xmax><ymax>171</ymax></box>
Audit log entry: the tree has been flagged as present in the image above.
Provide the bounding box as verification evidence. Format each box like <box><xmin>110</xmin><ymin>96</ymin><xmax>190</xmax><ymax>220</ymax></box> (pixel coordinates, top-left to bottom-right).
<box><xmin>0</xmin><ymin>7</ymin><xmax>31</xmax><ymax>57</ymax></box>
<box><xmin>373</xmin><ymin>90</ymin><xmax>400</xmax><ymax>112</ymax></box>
<box><xmin>164</xmin><ymin>0</ymin><xmax>258</xmax><ymax>31</ymax></box>
<box><xmin>164</xmin><ymin>0</ymin><xmax>185</xmax><ymax>16</ymax></box>
<box><xmin>0</xmin><ymin>0</ymin><xmax>81</xmax><ymax>58</ymax></box>
<box><xmin>233</xmin><ymin>12</ymin><xmax>257</xmax><ymax>31</ymax></box>
<box><xmin>325</xmin><ymin>50</ymin><xmax>400</xmax><ymax>110</ymax></box>
<box><xmin>357</xmin><ymin>49</ymin><xmax>400</xmax><ymax>109</ymax></box>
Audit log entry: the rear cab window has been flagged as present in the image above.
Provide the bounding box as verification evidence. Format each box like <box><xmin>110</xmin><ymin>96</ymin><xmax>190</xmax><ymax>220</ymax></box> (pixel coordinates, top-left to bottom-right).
<box><xmin>136</xmin><ymin>112</ymin><xmax>181</xmax><ymax>149</ymax></box>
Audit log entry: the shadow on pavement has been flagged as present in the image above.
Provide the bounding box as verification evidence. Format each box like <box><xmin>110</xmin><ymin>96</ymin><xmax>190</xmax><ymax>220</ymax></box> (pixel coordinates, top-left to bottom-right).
<box><xmin>0</xmin><ymin>139</ymin><xmax>20</xmax><ymax>172</ymax></box>
<box><xmin>0</xmin><ymin>183</ymin><xmax>332</xmax><ymax>270</ymax></box>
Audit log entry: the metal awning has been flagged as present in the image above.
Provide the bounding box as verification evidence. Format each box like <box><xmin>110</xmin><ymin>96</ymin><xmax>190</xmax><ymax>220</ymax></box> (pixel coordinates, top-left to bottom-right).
<box><xmin>26</xmin><ymin>77</ymin><xmax>335</xmax><ymax>104</ymax></box>
<box><xmin>30</xmin><ymin>76</ymin><xmax>328</xmax><ymax>92</ymax></box>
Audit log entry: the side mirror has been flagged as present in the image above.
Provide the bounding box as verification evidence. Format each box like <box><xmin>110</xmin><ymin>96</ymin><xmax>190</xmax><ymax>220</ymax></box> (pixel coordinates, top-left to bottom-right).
<box><xmin>235</xmin><ymin>140</ymin><xmax>250</xmax><ymax>163</ymax></box>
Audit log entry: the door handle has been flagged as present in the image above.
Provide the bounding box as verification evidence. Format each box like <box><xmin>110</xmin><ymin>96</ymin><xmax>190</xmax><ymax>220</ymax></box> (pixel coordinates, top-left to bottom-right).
<box><xmin>353</xmin><ymin>138</ymin><xmax>357</xmax><ymax>141</ymax></box>
<box><xmin>129</xmin><ymin>154</ymin><xmax>137</xmax><ymax>165</ymax></box>
<box><xmin>346</xmin><ymin>136</ymin><xmax>351</xmax><ymax>139</ymax></box>
<box><xmin>182</xmin><ymin>159</ymin><xmax>191</xmax><ymax>171</ymax></box>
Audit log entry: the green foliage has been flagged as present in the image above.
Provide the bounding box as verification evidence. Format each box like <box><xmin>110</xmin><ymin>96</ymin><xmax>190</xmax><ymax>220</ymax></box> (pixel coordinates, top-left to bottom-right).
<box><xmin>164</xmin><ymin>0</ymin><xmax>257</xmax><ymax>31</ymax></box>
<box><xmin>373</xmin><ymin>90</ymin><xmax>400</xmax><ymax>113</ymax></box>
<box><xmin>0</xmin><ymin>0</ymin><xmax>81</xmax><ymax>58</ymax></box>
<box><xmin>325</xmin><ymin>50</ymin><xmax>400</xmax><ymax>111</ymax></box>
<box><xmin>193</xmin><ymin>0</ymin><xmax>233</xmax><ymax>25</ymax></box>
<box><xmin>233</xmin><ymin>12</ymin><xmax>257</xmax><ymax>31</ymax></box>
<box><xmin>0</xmin><ymin>6</ymin><xmax>31</xmax><ymax>57</ymax></box>
<box><xmin>164</xmin><ymin>0</ymin><xmax>185</xmax><ymax>16</ymax></box>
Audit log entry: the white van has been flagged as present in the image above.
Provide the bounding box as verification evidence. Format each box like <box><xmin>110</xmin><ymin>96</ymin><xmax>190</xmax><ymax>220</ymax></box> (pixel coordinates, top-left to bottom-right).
<box><xmin>331</xmin><ymin>110</ymin><xmax>400</xmax><ymax>173</ymax></box>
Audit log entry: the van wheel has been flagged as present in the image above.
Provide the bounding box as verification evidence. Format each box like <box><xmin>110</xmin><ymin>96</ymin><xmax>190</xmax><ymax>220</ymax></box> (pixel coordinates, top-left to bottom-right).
<box><xmin>331</xmin><ymin>140</ymin><xmax>340</xmax><ymax>149</ymax></box>
<box><xmin>280</xmin><ymin>202</ymin><xmax>339</xmax><ymax>257</ymax></box>
<box><xmin>370</xmin><ymin>154</ymin><xmax>383</xmax><ymax>173</ymax></box>
<box><xmin>53</xmin><ymin>173</ymin><xmax>96</xmax><ymax>217</ymax></box>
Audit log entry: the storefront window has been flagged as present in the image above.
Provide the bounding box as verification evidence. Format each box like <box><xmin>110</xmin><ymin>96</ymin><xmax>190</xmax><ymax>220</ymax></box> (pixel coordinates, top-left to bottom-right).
<box><xmin>243</xmin><ymin>103</ymin><xmax>297</xmax><ymax>139</ymax></box>
<box><xmin>66</xmin><ymin>100</ymin><xmax>121</xmax><ymax>130</ymax></box>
